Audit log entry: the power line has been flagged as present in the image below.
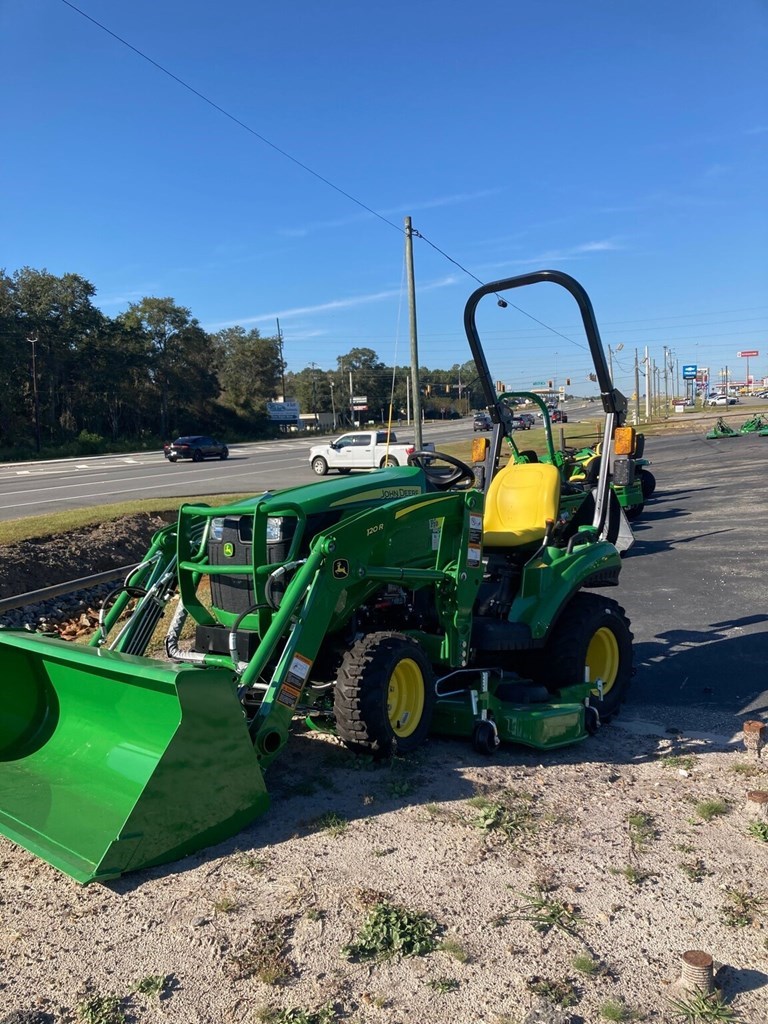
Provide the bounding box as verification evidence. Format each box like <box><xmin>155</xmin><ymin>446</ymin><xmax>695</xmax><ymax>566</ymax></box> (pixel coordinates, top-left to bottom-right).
<box><xmin>58</xmin><ymin>1</ymin><xmax>588</xmax><ymax>353</ymax></box>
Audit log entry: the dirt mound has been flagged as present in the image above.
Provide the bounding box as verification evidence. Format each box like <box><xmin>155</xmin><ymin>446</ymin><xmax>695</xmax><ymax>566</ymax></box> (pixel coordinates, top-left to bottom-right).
<box><xmin>0</xmin><ymin>513</ymin><xmax>173</xmax><ymax>600</ymax></box>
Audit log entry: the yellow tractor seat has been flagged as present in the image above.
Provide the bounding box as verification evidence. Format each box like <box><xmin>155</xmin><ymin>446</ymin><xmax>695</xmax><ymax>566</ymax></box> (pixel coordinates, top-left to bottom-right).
<box><xmin>483</xmin><ymin>462</ymin><xmax>561</xmax><ymax>548</ymax></box>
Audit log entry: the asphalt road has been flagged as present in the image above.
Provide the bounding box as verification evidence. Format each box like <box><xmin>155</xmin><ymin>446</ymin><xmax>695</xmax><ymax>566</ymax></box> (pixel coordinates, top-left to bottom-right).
<box><xmin>0</xmin><ymin>420</ymin><xmax>470</xmax><ymax>523</ymax></box>
<box><xmin>617</xmin><ymin>429</ymin><xmax>768</xmax><ymax>741</ymax></box>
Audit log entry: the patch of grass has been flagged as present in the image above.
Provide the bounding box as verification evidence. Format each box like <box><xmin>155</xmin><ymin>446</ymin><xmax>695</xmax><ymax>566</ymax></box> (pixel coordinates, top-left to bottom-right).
<box><xmin>720</xmin><ymin>886</ymin><xmax>766</xmax><ymax>927</ymax></box>
<box><xmin>694</xmin><ymin>799</ymin><xmax>728</xmax><ymax>822</ymax></box>
<box><xmin>660</xmin><ymin>754</ymin><xmax>697</xmax><ymax>771</ymax></box>
<box><xmin>667</xmin><ymin>989</ymin><xmax>737</xmax><ymax>1022</ymax></box>
<box><xmin>256</xmin><ymin>1007</ymin><xmax>336</xmax><ymax>1024</ymax></box>
<box><xmin>512</xmin><ymin>887</ymin><xmax>581</xmax><ymax>937</ymax></box>
<box><xmin>304</xmin><ymin>907</ymin><xmax>323</xmax><ymax>922</ymax></box>
<box><xmin>747</xmin><ymin>820</ymin><xmax>768</xmax><ymax>842</ymax></box>
<box><xmin>572</xmin><ymin>954</ymin><xmax>606</xmax><ymax>976</ymax></box>
<box><xmin>228</xmin><ymin>917</ymin><xmax>294</xmax><ymax>984</ymax></box>
<box><xmin>314</xmin><ymin>811</ymin><xmax>349</xmax><ymax>837</ymax></box>
<box><xmin>213</xmin><ymin>894</ymin><xmax>239</xmax><ymax>914</ymax></box>
<box><xmin>627</xmin><ymin>811</ymin><xmax>656</xmax><ymax>850</ymax></box>
<box><xmin>387</xmin><ymin>778</ymin><xmax>414</xmax><ymax>798</ymax></box>
<box><xmin>428</xmin><ymin>976</ymin><xmax>460</xmax><ymax>994</ymax></box>
<box><xmin>526</xmin><ymin>976</ymin><xmax>579</xmax><ymax>1007</ymax></box>
<box><xmin>609</xmin><ymin>864</ymin><xmax>652</xmax><ymax>885</ymax></box>
<box><xmin>600</xmin><ymin>1000</ymin><xmax>645</xmax><ymax>1021</ymax></box>
<box><xmin>439</xmin><ymin>938</ymin><xmax>470</xmax><ymax>962</ymax></box>
<box><xmin>237</xmin><ymin>851</ymin><xmax>268</xmax><ymax>873</ymax></box>
<box><xmin>679</xmin><ymin>858</ymin><xmax>709</xmax><ymax>882</ymax></box>
<box><xmin>341</xmin><ymin>900</ymin><xmax>439</xmax><ymax>962</ymax></box>
<box><xmin>132</xmin><ymin>974</ymin><xmax>170</xmax><ymax>998</ymax></box>
<box><xmin>77</xmin><ymin>996</ymin><xmax>126</xmax><ymax>1024</ymax></box>
<box><xmin>731</xmin><ymin>761</ymin><xmax>761</xmax><ymax>777</ymax></box>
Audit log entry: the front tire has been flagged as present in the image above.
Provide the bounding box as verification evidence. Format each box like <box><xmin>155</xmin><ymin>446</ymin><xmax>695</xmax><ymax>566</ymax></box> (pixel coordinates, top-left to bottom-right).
<box><xmin>334</xmin><ymin>632</ymin><xmax>435</xmax><ymax>756</ymax></box>
<box><xmin>311</xmin><ymin>456</ymin><xmax>328</xmax><ymax>476</ymax></box>
<box><xmin>541</xmin><ymin>592</ymin><xmax>633</xmax><ymax>721</ymax></box>
<box><xmin>219</xmin><ymin>448</ymin><xmax>229</xmax><ymax>460</ymax></box>
<box><xmin>192</xmin><ymin>449</ymin><xmax>203</xmax><ymax>463</ymax></box>
<box><xmin>624</xmin><ymin>501</ymin><xmax>644</xmax><ymax>521</ymax></box>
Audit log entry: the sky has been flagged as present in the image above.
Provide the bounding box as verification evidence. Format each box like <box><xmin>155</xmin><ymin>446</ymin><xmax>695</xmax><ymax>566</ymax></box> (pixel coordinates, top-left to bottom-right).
<box><xmin>1</xmin><ymin>0</ymin><xmax>767</xmax><ymax>398</ymax></box>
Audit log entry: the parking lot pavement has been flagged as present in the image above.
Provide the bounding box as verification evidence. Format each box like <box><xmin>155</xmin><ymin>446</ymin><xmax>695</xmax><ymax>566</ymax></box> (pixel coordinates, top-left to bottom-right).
<box><xmin>617</xmin><ymin>430</ymin><xmax>768</xmax><ymax>740</ymax></box>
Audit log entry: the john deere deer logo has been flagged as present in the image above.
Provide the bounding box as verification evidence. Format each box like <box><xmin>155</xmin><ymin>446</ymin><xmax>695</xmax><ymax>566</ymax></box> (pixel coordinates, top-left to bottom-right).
<box><xmin>332</xmin><ymin>559</ymin><xmax>350</xmax><ymax>579</ymax></box>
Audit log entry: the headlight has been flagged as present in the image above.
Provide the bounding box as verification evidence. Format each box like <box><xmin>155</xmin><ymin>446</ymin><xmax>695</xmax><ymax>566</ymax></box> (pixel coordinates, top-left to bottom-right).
<box><xmin>266</xmin><ymin>516</ymin><xmax>285</xmax><ymax>543</ymax></box>
<box><xmin>211</xmin><ymin>517</ymin><xmax>224</xmax><ymax>542</ymax></box>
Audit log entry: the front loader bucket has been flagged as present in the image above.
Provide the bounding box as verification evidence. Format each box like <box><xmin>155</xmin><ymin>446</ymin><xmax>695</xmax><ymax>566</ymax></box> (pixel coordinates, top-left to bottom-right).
<box><xmin>0</xmin><ymin>632</ymin><xmax>269</xmax><ymax>884</ymax></box>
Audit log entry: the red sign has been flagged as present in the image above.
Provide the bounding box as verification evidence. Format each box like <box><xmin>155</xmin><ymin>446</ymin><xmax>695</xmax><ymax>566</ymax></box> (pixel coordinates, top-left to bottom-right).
<box><xmin>738</xmin><ymin>350</ymin><xmax>759</xmax><ymax>357</ymax></box>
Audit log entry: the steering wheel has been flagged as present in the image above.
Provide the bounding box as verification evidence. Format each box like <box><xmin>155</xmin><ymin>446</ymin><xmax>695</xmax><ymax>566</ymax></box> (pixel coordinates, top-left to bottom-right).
<box><xmin>407</xmin><ymin>450</ymin><xmax>476</xmax><ymax>491</ymax></box>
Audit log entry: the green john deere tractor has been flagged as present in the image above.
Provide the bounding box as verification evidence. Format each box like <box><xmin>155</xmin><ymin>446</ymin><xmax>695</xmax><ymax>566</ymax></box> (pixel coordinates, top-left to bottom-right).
<box><xmin>0</xmin><ymin>269</ymin><xmax>633</xmax><ymax>884</ymax></box>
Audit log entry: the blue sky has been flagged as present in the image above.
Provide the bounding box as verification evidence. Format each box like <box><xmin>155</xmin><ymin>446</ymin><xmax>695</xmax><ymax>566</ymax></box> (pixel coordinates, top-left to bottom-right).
<box><xmin>2</xmin><ymin>0</ymin><xmax>767</xmax><ymax>396</ymax></box>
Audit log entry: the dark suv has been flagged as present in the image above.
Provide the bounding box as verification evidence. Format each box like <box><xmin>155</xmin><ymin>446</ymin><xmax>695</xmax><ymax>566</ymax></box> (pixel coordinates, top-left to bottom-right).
<box><xmin>164</xmin><ymin>435</ymin><xmax>229</xmax><ymax>463</ymax></box>
<box><xmin>473</xmin><ymin>413</ymin><xmax>492</xmax><ymax>431</ymax></box>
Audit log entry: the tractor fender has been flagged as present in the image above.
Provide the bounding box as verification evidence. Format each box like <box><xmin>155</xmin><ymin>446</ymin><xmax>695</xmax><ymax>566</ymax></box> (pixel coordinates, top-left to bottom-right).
<box><xmin>508</xmin><ymin>541</ymin><xmax>622</xmax><ymax>642</ymax></box>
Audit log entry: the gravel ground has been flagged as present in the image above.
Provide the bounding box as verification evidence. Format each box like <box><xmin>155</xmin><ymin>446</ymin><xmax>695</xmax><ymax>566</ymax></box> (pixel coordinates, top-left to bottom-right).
<box><xmin>1</xmin><ymin>511</ymin><xmax>767</xmax><ymax>1024</ymax></box>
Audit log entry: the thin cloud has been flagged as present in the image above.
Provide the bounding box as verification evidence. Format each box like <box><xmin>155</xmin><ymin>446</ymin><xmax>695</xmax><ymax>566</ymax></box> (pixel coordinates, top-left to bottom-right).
<box><xmin>278</xmin><ymin>189</ymin><xmax>502</xmax><ymax>238</ymax></box>
<box><xmin>205</xmin><ymin>274</ymin><xmax>460</xmax><ymax>330</ymax></box>
<box><xmin>477</xmin><ymin>239</ymin><xmax>624</xmax><ymax>273</ymax></box>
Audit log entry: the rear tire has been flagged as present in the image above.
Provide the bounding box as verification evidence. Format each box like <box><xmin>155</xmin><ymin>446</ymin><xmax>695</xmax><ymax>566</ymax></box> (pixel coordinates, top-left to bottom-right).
<box><xmin>220</xmin><ymin>448</ymin><xmax>229</xmax><ymax>460</ymax></box>
<box><xmin>541</xmin><ymin>592</ymin><xmax>633</xmax><ymax>721</ymax></box>
<box><xmin>311</xmin><ymin>456</ymin><xmax>328</xmax><ymax>476</ymax></box>
<box><xmin>335</xmin><ymin>632</ymin><xmax>435</xmax><ymax>756</ymax></box>
<box><xmin>381</xmin><ymin>455</ymin><xmax>399</xmax><ymax>467</ymax></box>
<box><xmin>639</xmin><ymin>469</ymin><xmax>656</xmax><ymax>499</ymax></box>
<box><xmin>624</xmin><ymin>501</ymin><xmax>644</xmax><ymax>521</ymax></box>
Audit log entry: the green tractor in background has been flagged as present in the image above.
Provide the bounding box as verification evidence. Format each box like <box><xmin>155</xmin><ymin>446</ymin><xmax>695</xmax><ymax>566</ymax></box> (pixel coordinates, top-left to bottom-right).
<box><xmin>0</xmin><ymin>270</ymin><xmax>634</xmax><ymax>885</ymax></box>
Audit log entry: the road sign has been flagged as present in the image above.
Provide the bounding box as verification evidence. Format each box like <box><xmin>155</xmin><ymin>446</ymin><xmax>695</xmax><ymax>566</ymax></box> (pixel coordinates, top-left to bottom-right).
<box><xmin>558</xmin><ymin>386</ymin><xmax>566</xmax><ymax>394</ymax></box>
<box><xmin>682</xmin><ymin>364</ymin><xmax>697</xmax><ymax>380</ymax></box>
<box><xmin>531</xmin><ymin>380</ymin><xmax>546</xmax><ymax>386</ymax></box>
<box><xmin>738</xmin><ymin>350</ymin><xmax>759</xmax><ymax>358</ymax></box>
<box><xmin>267</xmin><ymin>399</ymin><xmax>300</xmax><ymax>422</ymax></box>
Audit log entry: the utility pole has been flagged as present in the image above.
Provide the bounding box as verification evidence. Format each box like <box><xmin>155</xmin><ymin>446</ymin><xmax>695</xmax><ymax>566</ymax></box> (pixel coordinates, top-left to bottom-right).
<box><xmin>27</xmin><ymin>334</ymin><xmax>41</xmax><ymax>452</ymax></box>
<box><xmin>644</xmin><ymin>346</ymin><xmax>651</xmax><ymax>419</ymax></box>
<box><xmin>405</xmin><ymin>216</ymin><xmax>423</xmax><ymax>450</ymax></box>
<box><xmin>406</xmin><ymin>375</ymin><xmax>411</xmax><ymax>424</ymax></box>
<box><xmin>276</xmin><ymin>318</ymin><xmax>286</xmax><ymax>400</ymax></box>
<box><xmin>634</xmin><ymin>348</ymin><xmax>641</xmax><ymax>425</ymax></box>
<box><xmin>329</xmin><ymin>380</ymin><xmax>336</xmax><ymax>429</ymax></box>
<box><xmin>349</xmin><ymin>368</ymin><xmax>354</xmax><ymax>427</ymax></box>
<box><xmin>663</xmin><ymin>345</ymin><xmax>669</xmax><ymax>415</ymax></box>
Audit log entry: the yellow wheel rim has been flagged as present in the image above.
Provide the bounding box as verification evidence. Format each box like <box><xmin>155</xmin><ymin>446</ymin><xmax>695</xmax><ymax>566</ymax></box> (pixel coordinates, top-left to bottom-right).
<box><xmin>387</xmin><ymin>658</ymin><xmax>425</xmax><ymax>738</ymax></box>
<box><xmin>586</xmin><ymin>626</ymin><xmax>620</xmax><ymax>697</ymax></box>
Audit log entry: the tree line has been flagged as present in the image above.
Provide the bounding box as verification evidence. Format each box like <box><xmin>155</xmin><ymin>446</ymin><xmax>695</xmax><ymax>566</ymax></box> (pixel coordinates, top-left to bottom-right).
<box><xmin>0</xmin><ymin>266</ymin><xmax>477</xmax><ymax>458</ymax></box>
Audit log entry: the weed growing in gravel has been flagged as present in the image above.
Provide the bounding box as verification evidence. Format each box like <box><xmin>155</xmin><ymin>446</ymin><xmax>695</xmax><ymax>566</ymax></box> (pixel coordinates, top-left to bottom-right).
<box><xmin>512</xmin><ymin>887</ymin><xmax>581</xmax><ymax>937</ymax></box>
<box><xmin>694</xmin><ymin>799</ymin><xmax>728</xmax><ymax>822</ymax></box>
<box><xmin>428</xmin><ymin>976</ymin><xmax>460</xmax><ymax>993</ymax></box>
<box><xmin>342</xmin><ymin>900</ymin><xmax>439</xmax><ymax>961</ymax></box>
<box><xmin>237</xmin><ymin>851</ymin><xmax>268</xmax><ymax>873</ymax></box>
<box><xmin>747</xmin><ymin>821</ymin><xmax>768</xmax><ymax>842</ymax></box>
<box><xmin>667</xmin><ymin>989</ymin><xmax>737</xmax><ymax>1022</ymax></box>
<box><xmin>731</xmin><ymin>761</ymin><xmax>760</xmax><ymax>777</ymax></box>
<box><xmin>256</xmin><ymin>1007</ymin><xmax>336</xmax><ymax>1024</ymax></box>
<box><xmin>132</xmin><ymin>974</ymin><xmax>170</xmax><ymax>998</ymax></box>
<box><xmin>468</xmin><ymin>792</ymin><xmax>536</xmax><ymax>841</ymax></box>
<box><xmin>572</xmin><ymin>954</ymin><xmax>606</xmax><ymax>976</ymax></box>
<box><xmin>213</xmin><ymin>894</ymin><xmax>239</xmax><ymax>913</ymax></box>
<box><xmin>600</xmin><ymin>999</ymin><xmax>645</xmax><ymax>1021</ymax></box>
<box><xmin>228</xmin><ymin>917</ymin><xmax>295</xmax><ymax>984</ymax></box>
<box><xmin>627</xmin><ymin>811</ymin><xmax>656</xmax><ymax>850</ymax></box>
<box><xmin>77</xmin><ymin>995</ymin><xmax>126</xmax><ymax>1024</ymax></box>
<box><xmin>678</xmin><ymin>858</ymin><xmax>709</xmax><ymax>882</ymax></box>
<box><xmin>610</xmin><ymin>864</ymin><xmax>652</xmax><ymax>885</ymax></box>
<box><xmin>720</xmin><ymin>886</ymin><xmax>766</xmax><ymax>927</ymax></box>
<box><xmin>314</xmin><ymin>811</ymin><xmax>349</xmax><ymax>836</ymax></box>
<box><xmin>526</xmin><ymin>976</ymin><xmax>579</xmax><ymax>1007</ymax></box>
<box><xmin>660</xmin><ymin>754</ymin><xmax>697</xmax><ymax>770</ymax></box>
<box><xmin>439</xmin><ymin>938</ymin><xmax>470</xmax><ymax>962</ymax></box>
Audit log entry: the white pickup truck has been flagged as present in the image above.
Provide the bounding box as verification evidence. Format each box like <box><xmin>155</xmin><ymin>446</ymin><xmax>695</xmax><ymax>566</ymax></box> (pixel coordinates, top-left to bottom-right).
<box><xmin>308</xmin><ymin>430</ymin><xmax>432</xmax><ymax>475</ymax></box>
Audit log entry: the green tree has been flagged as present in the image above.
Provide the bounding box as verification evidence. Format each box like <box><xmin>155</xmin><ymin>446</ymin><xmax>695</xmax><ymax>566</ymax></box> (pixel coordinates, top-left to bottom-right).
<box><xmin>119</xmin><ymin>297</ymin><xmax>219</xmax><ymax>439</ymax></box>
<box><xmin>213</xmin><ymin>326</ymin><xmax>284</xmax><ymax>413</ymax></box>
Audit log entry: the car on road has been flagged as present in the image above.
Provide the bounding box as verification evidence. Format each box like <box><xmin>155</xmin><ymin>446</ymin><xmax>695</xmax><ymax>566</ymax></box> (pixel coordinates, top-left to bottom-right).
<box><xmin>550</xmin><ymin>409</ymin><xmax>568</xmax><ymax>423</ymax></box>
<box><xmin>706</xmin><ymin>395</ymin><xmax>737</xmax><ymax>406</ymax></box>
<box><xmin>164</xmin><ymin>435</ymin><xmax>229</xmax><ymax>462</ymax></box>
<box><xmin>518</xmin><ymin>413</ymin><xmax>536</xmax><ymax>429</ymax></box>
<box><xmin>473</xmin><ymin>413</ymin><xmax>492</xmax><ymax>431</ymax></box>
